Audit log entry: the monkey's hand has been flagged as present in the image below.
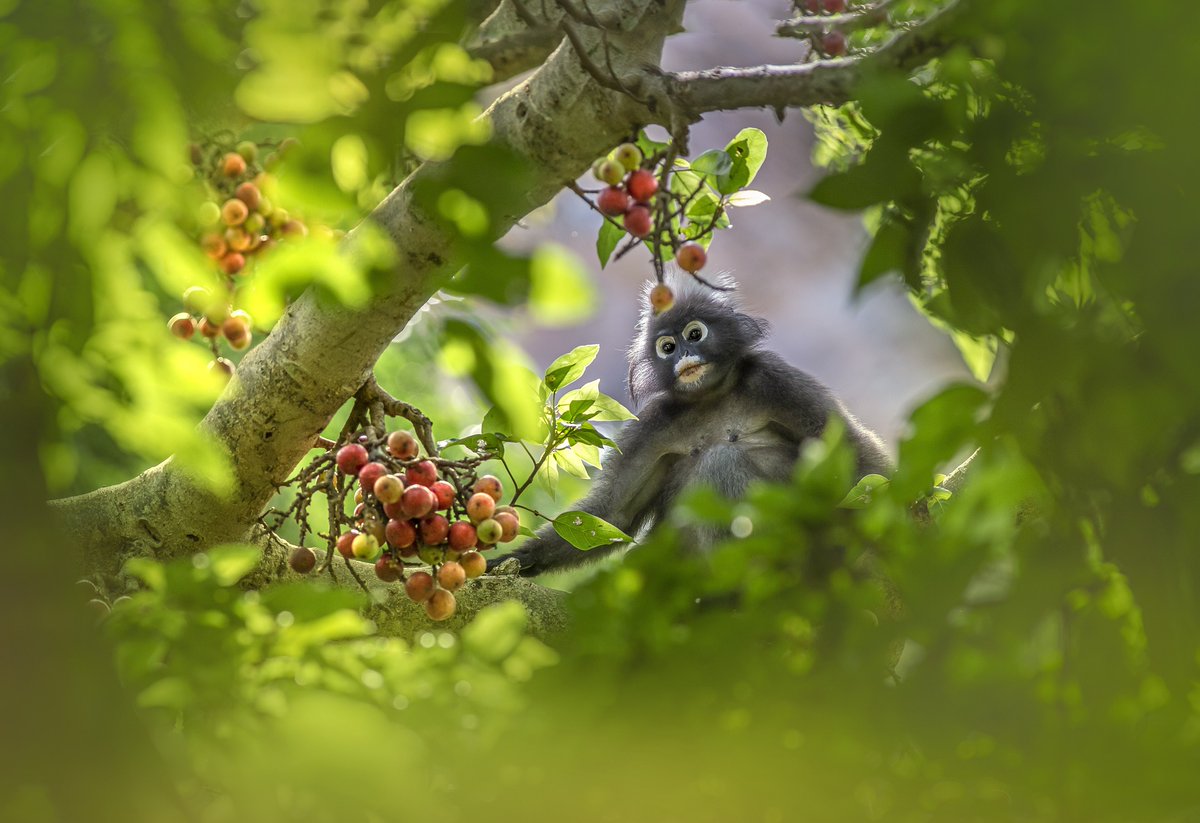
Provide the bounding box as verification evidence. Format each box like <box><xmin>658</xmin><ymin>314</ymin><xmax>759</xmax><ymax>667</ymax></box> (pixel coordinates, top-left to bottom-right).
<box><xmin>485</xmin><ymin>526</ymin><xmax>595</xmax><ymax>578</ymax></box>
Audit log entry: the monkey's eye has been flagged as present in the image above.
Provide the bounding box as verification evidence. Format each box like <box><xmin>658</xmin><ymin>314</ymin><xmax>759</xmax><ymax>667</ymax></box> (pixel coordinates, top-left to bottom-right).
<box><xmin>682</xmin><ymin>320</ymin><xmax>708</xmax><ymax>343</ymax></box>
<box><xmin>655</xmin><ymin>336</ymin><xmax>677</xmax><ymax>358</ymax></box>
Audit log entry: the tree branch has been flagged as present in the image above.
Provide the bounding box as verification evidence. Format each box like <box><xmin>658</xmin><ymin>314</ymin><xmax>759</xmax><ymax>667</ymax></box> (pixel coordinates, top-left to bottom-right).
<box><xmin>653</xmin><ymin>0</ymin><xmax>963</xmax><ymax>116</ymax></box>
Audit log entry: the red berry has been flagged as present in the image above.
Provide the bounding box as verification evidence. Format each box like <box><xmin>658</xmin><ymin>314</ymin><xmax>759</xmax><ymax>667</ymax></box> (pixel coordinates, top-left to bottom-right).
<box><xmin>386</xmin><ymin>430</ymin><xmax>419</xmax><ymax>460</ymax></box>
<box><xmin>475</xmin><ymin>518</ymin><xmax>503</xmax><ymax>545</ymax></box>
<box><xmin>289</xmin><ymin>546</ymin><xmax>316</xmax><ymax>573</ymax></box>
<box><xmin>472</xmin><ymin>475</ymin><xmax>503</xmax><ymax>502</ymax></box>
<box><xmin>222</xmin><ymin>198</ymin><xmax>248</xmax><ymax>226</ymax></box>
<box><xmin>466</xmin><ymin>492</ymin><xmax>496</xmax><ymax>523</ymax></box>
<box><xmin>383</xmin><ymin>499</ymin><xmax>406</xmax><ymax>520</ymax></box>
<box><xmin>649</xmin><ymin>283</ymin><xmax>674</xmax><ymax>313</ymax></box>
<box><xmin>493</xmin><ymin>511</ymin><xmax>520</xmax><ymax>543</ymax></box>
<box><xmin>420</xmin><ymin>514</ymin><xmax>450</xmax><ymax>545</ymax></box>
<box><xmin>224</xmin><ymin>227</ymin><xmax>252</xmax><ymax>252</ymax></box>
<box><xmin>430</xmin><ymin>480</ymin><xmax>456</xmax><ymax>510</ymax></box>
<box><xmin>221</xmin><ymin>313</ymin><xmax>250</xmax><ymax>341</ymax></box>
<box><xmin>460</xmin><ymin>550</ymin><xmax>486</xmax><ymax>579</ymax></box>
<box><xmin>626</xmin><ymin>169</ymin><xmax>658</xmax><ymax>203</ymax></box>
<box><xmin>597</xmin><ymin>186</ymin><xmax>631</xmax><ymax>217</ymax></box>
<box><xmin>374</xmin><ymin>556</ymin><xmax>404</xmax><ymax>583</ymax></box>
<box><xmin>624</xmin><ymin>205</ymin><xmax>653</xmax><ymax>238</ymax></box>
<box><xmin>168</xmin><ymin>312</ymin><xmax>195</xmax><ymax>340</ymax></box>
<box><xmin>822</xmin><ymin>0</ymin><xmax>846</xmax><ymax>11</ymax></box>
<box><xmin>222</xmin><ymin>152</ymin><xmax>246</xmax><ymax>177</ymax></box>
<box><xmin>358</xmin><ymin>461</ymin><xmax>388</xmax><ymax>492</ymax></box>
<box><xmin>448</xmin><ymin>521</ymin><xmax>478</xmax><ymax>552</ymax></box>
<box><xmin>821</xmin><ymin>30</ymin><xmax>848</xmax><ymax>56</ymax></box>
<box><xmin>385</xmin><ymin>518</ymin><xmax>416</xmax><ymax>549</ymax></box>
<box><xmin>437</xmin><ymin>561</ymin><xmax>466</xmax><ymax>592</ymax></box>
<box><xmin>675</xmin><ymin>241</ymin><xmax>707</xmax><ymax>273</ymax></box>
<box><xmin>336</xmin><ymin>443</ymin><xmax>369</xmax><ymax>475</ymax></box>
<box><xmin>374</xmin><ymin>475</ymin><xmax>404</xmax><ymax>505</ymax></box>
<box><xmin>198</xmin><ymin>317</ymin><xmax>221</xmax><ymax>338</ymax></box>
<box><xmin>405</xmin><ymin>571</ymin><xmax>435</xmax><ymax>603</ymax></box>
<box><xmin>405</xmin><ymin>460</ymin><xmax>438</xmax><ymax>487</ymax></box>
<box><xmin>337</xmin><ymin>531</ymin><xmax>359</xmax><ymax>559</ymax></box>
<box><xmin>803</xmin><ymin>0</ymin><xmax>819</xmax><ymax>11</ymax></box>
<box><xmin>400</xmin><ymin>484</ymin><xmax>436</xmax><ymax>519</ymax></box>
<box><xmin>424</xmin><ymin>588</ymin><xmax>456</xmax><ymax>621</ymax></box>
<box><xmin>201</xmin><ymin>233</ymin><xmax>226</xmax><ymax>259</ymax></box>
<box><xmin>235</xmin><ymin>181</ymin><xmax>261</xmax><ymax>210</ymax></box>
<box><xmin>220</xmin><ymin>252</ymin><xmax>246</xmax><ymax>275</ymax></box>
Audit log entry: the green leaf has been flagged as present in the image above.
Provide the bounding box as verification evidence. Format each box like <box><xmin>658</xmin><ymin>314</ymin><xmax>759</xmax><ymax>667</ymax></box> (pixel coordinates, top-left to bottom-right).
<box><xmin>442</xmin><ymin>432</ymin><xmax>507</xmax><ymax>455</ymax></box>
<box><xmin>838</xmin><ymin>474</ymin><xmax>891</xmax><ymax>508</ymax></box>
<box><xmin>717</xmin><ymin>128</ymin><xmax>768</xmax><ymax>194</ymax></box>
<box><xmin>636</xmin><ymin>130</ymin><xmax>670</xmax><ymax>158</ymax></box>
<box><xmin>137</xmin><ymin>677</ymin><xmax>194</xmax><ymax>711</ymax></box>
<box><xmin>558</xmin><ymin>380</ymin><xmax>635</xmax><ymax>422</ymax></box>
<box><xmin>727</xmin><ymin>190</ymin><xmax>770</xmax><ymax>207</ymax></box>
<box><xmin>206</xmin><ymin>544</ymin><xmax>262</xmax><ymax>586</ymax></box>
<box><xmin>543</xmin><ymin>345</ymin><xmax>599</xmax><ymax>392</ymax></box>
<box><xmin>690</xmin><ymin>149</ymin><xmax>733</xmax><ymax>177</ymax></box>
<box><xmin>858</xmin><ymin>219</ymin><xmax>910</xmax><ymax>290</ymax></box>
<box><xmin>553</xmin><ymin>447</ymin><xmax>591</xmax><ymax>480</ymax></box>
<box><xmin>596</xmin><ymin>219</ymin><xmax>623</xmax><ymax>268</ymax></box>
<box><xmin>552</xmin><ymin>511</ymin><xmax>633</xmax><ymax>551</ymax></box>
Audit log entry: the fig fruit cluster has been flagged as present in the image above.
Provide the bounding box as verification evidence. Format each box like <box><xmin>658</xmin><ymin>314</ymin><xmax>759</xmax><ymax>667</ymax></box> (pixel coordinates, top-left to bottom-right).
<box><xmin>290</xmin><ymin>431</ymin><xmax>519</xmax><ymax>622</ymax></box>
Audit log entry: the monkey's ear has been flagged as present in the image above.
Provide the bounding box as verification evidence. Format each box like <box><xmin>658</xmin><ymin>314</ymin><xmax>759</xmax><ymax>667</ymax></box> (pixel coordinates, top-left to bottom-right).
<box><xmin>739</xmin><ymin>312</ymin><xmax>771</xmax><ymax>345</ymax></box>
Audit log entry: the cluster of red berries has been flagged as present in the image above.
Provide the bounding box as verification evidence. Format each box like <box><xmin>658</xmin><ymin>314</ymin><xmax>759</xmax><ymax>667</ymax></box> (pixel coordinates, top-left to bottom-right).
<box><xmin>289</xmin><ymin>431</ymin><xmax>519</xmax><ymax>622</ymax></box>
<box><xmin>589</xmin><ymin>142</ymin><xmax>709</xmax><ymax>278</ymax></box>
<box><xmin>168</xmin><ymin>287</ymin><xmax>253</xmax><ymax>379</ymax></box>
<box><xmin>800</xmin><ymin>0</ymin><xmax>851</xmax><ymax>56</ymax></box>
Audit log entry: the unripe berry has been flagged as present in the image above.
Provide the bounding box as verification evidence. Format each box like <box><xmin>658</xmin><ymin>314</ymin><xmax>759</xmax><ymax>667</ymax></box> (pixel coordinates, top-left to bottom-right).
<box><xmin>405</xmin><ymin>460</ymin><xmax>438</xmax><ymax>488</ymax></box>
<box><xmin>475</xmin><ymin>517</ymin><xmax>503</xmax><ymax>545</ymax></box>
<box><xmin>493</xmin><ymin>511</ymin><xmax>520</xmax><ymax>543</ymax></box>
<box><xmin>614</xmin><ymin>142</ymin><xmax>642</xmax><ymax>171</ymax></box>
<box><xmin>358</xmin><ymin>462</ymin><xmax>388</xmax><ymax>493</ymax></box>
<box><xmin>424</xmin><ymin>588</ymin><xmax>456</xmax><ymax>621</ymax></box>
<box><xmin>675</xmin><ymin>241</ymin><xmax>707</xmax><ymax>273</ymax></box>
<box><xmin>281</xmin><ymin>219</ymin><xmax>308</xmax><ymax>237</ymax></box>
<box><xmin>168</xmin><ymin>312</ymin><xmax>195</xmax><ymax>340</ymax></box>
<box><xmin>430</xmin><ymin>480</ymin><xmax>456</xmax><ymax>510</ymax></box>
<box><xmin>597</xmin><ymin>186</ymin><xmax>631</xmax><ymax>217</ymax></box>
<box><xmin>472</xmin><ymin>475</ymin><xmax>503</xmax><ymax>502</ymax></box>
<box><xmin>460</xmin><ymin>550</ymin><xmax>486</xmax><ymax>579</ymax></box>
<box><xmin>183</xmin><ymin>286</ymin><xmax>211</xmax><ymax>314</ymax></box>
<box><xmin>448</xmin><ymin>521</ymin><xmax>478</xmax><ymax>552</ymax></box>
<box><xmin>244</xmin><ymin>212</ymin><xmax>265</xmax><ymax>236</ymax></box>
<box><xmin>222</xmin><ymin>198</ymin><xmax>249</xmax><ymax>226</ymax></box>
<box><xmin>649</xmin><ymin>283</ymin><xmax>675</xmax><ymax>313</ymax></box>
<box><xmin>624</xmin><ymin>205</ymin><xmax>653</xmax><ymax>238</ymax></box>
<box><xmin>420</xmin><ymin>514</ymin><xmax>450</xmax><ymax>545</ymax></box>
<box><xmin>374</xmin><ymin>555</ymin><xmax>404</xmax><ymax>583</ymax></box>
<box><xmin>201</xmin><ymin>233</ymin><xmax>226</xmax><ymax>260</ymax></box>
<box><xmin>400</xmin><ymin>484</ymin><xmax>436</xmax><ymax>519</ymax></box>
<box><xmin>221</xmin><ymin>313</ymin><xmax>250</xmax><ymax>341</ymax></box>
<box><xmin>437</xmin><ymin>561</ymin><xmax>466</xmax><ymax>592</ymax></box>
<box><xmin>405</xmin><ymin>571</ymin><xmax>436</xmax><ymax>603</ymax></box>
<box><xmin>236</xmin><ymin>140</ymin><xmax>258</xmax><ymax>162</ymax></box>
<box><xmin>289</xmin><ymin>546</ymin><xmax>316</xmax><ymax>573</ymax></box>
<box><xmin>626</xmin><ymin>169</ymin><xmax>658</xmax><ymax>203</ymax></box>
<box><xmin>363</xmin><ymin>518</ymin><xmax>387</xmax><ymax>546</ymax></box>
<box><xmin>466</xmin><ymin>492</ymin><xmax>496</xmax><ymax>523</ymax></box>
<box><xmin>386</xmin><ymin>430</ymin><xmax>419</xmax><ymax>460</ymax></box>
<box><xmin>351</xmin><ymin>532</ymin><xmax>381</xmax><ymax>561</ymax></box>
<box><xmin>374</xmin><ymin>474</ymin><xmax>404</xmax><ymax>504</ymax></box>
<box><xmin>336</xmin><ymin>443</ymin><xmax>369</xmax><ymax>475</ymax></box>
<box><xmin>224</xmin><ymin>227</ymin><xmax>251</xmax><ymax>252</ymax></box>
<box><xmin>385</xmin><ymin>517</ymin><xmax>416</xmax><ymax>549</ymax></box>
<box><xmin>418</xmin><ymin>545</ymin><xmax>445</xmax><ymax>566</ymax></box>
<box><xmin>594</xmin><ymin>159</ymin><xmax>625</xmax><ymax>186</ymax></box>
<box><xmin>222</xmin><ymin>152</ymin><xmax>247</xmax><ymax>177</ymax></box>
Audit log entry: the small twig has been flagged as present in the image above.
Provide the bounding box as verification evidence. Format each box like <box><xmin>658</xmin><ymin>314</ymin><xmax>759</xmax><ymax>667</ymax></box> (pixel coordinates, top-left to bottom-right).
<box><xmin>777</xmin><ymin>0</ymin><xmax>898</xmax><ymax>36</ymax></box>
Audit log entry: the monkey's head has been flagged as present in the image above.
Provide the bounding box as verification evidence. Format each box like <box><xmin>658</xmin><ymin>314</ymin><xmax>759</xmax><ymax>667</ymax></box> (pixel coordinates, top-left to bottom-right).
<box><xmin>627</xmin><ymin>273</ymin><xmax>769</xmax><ymax>406</ymax></box>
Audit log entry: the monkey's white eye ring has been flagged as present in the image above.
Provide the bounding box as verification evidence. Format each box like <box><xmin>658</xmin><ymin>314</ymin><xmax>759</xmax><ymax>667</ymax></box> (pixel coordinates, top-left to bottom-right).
<box><xmin>682</xmin><ymin>320</ymin><xmax>708</xmax><ymax>343</ymax></box>
<box><xmin>656</xmin><ymin>336</ymin><xmax>677</xmax><ymax>358</ymax></box>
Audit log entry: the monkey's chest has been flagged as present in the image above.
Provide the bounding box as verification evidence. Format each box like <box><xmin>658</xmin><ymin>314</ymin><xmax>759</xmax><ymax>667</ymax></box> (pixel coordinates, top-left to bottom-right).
<box><xmin>676</xmin><ymin>421</ymin><xmax>798</xmax><ymax>487</ymax></box>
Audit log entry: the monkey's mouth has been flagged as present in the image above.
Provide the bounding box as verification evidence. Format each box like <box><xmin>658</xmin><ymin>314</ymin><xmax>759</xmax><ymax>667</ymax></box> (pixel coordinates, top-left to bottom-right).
<box><xmin>675</xmin><ymin>358</ymin><xmax>711</xmax><ymax>386</ymax></box>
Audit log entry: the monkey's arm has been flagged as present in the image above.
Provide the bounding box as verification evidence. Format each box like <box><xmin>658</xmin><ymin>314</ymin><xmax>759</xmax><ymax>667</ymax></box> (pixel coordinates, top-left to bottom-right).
<box><xmin>750</xmin><ymin>353</ymin><xmax>893</xmax><ymax>478</ymax></box>
<box><xmin>491</xmin><ymin>400</ymin><xmax>680</xmax><ymax>577</ymax></box>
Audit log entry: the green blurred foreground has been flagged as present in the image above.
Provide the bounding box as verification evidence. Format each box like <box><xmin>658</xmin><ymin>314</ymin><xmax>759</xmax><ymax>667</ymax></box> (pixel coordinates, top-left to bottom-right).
<box><xmin>3</xmin><ymin>1</ymin><xmax>1200</xmax><ymax>821</ymax></box>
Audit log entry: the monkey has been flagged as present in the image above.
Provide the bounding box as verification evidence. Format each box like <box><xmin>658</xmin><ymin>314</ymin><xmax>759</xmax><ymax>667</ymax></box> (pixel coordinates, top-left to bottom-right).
<box><xmin>491</xmin><ymin>273</ymin><xmax>892</xmax><ymax>578</ymax></box>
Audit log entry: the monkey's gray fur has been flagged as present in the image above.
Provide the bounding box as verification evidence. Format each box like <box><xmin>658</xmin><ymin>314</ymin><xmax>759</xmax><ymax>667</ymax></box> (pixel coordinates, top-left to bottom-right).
<box><xmin>491</xmin><ymin>273</ymin><xmax>892</xmax><ymax>577</ymax></box>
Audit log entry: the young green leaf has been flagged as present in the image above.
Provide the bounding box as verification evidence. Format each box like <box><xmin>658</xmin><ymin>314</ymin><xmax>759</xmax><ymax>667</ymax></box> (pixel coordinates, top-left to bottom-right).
<box><xmin>596</xmin><ymin>219</ymin><xmax>623</xmax><ymax>268</ymax></box>
<box><xmin>726</xmin><ymin>190</ymin><xmax>770</xmax><ymax>207</ymax></box>
<box><xmin>544</xmin><ymin>344</ymin><xmax>599</xmax><ymax>392</ymax></box>
<box><xmin>552</xmin><ymin>511</ymin><xmax>633</xmax><ymax>551</ymax></box>
<box><xmin>690</xmin><ymin>149</ymin><xmax>733</xmax><ymax>177</ymax></box>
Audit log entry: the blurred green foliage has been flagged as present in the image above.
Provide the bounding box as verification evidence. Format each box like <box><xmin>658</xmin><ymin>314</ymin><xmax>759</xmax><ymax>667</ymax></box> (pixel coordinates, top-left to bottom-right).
<box><xmin>4</xmin><ymin>0</ymin><xmax>1200</xmax><ymax>821</ymax></box>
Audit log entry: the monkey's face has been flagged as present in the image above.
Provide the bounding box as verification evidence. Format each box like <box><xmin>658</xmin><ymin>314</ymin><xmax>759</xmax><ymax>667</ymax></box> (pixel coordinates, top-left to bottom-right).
<box><xmin>652</xmin><ymin>317</ymin><xmax>727</xmax><ymax>396</ymax></box>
